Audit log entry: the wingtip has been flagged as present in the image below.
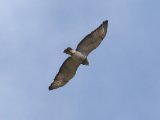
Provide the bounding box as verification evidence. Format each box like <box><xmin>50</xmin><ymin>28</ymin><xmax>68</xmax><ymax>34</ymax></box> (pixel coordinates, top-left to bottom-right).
<box><xmin>103</xmin><ymin>20</ymin><xmax>108</xmax><ymax>24</ymax></box>
<box><xmin>48</xmin><ymin>86</ymin><xmax>53</xmax><ymax>91</ymax></box>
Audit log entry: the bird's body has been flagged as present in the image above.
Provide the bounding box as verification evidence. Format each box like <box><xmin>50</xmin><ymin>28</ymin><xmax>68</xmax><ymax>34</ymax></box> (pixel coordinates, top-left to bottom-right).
<box><xmin>72</xmin><ymin>51</ymin><xmax>86</xmax><ymax>63</ymax></box>
<box><xmin>65</xmin><ymin>48</ymin><xmax>87</xmax><ymax>63</ymax></box>
<box><xmin>49</xmin><ymin>20</ymin><xmax>108</xmax><ymax>90</ymax></box>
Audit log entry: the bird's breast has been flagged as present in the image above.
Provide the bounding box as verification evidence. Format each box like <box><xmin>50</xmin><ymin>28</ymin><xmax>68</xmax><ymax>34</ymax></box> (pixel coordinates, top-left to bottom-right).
<box><xmin>72</xmin><ymin>51</ymin><xmax>86</xmax><ymax>63</ymax></box>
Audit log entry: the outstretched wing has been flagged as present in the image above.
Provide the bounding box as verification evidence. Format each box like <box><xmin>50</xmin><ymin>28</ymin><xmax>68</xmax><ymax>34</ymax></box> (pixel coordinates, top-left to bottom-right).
<box><xmin>49</xmin><ymin>57</ymin><xmax>81</xmax><ymax>90</ymax></box>
<box><xmin>76</xmin><ymin>20</ymin><xmax>108</xmax><ymax>56</ymax></box>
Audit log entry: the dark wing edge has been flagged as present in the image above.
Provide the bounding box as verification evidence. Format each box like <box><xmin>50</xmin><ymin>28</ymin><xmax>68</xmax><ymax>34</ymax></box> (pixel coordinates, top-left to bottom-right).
<box><xmin>49</xmin><ymin>57</ymin><xmax>81</xmax><ymax>90</ymax></box>
<box><xmin>76</xmin><ymin>20</ymin><xmax>108</xmax><ymax>56</ymax></box>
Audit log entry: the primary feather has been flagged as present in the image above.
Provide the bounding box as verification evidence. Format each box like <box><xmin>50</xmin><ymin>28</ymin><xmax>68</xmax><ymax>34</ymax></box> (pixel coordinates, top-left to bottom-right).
<box><xmin>76</xmin><ymin>20</ymin><xmax>108</xmax><ymax>56</ymax></box>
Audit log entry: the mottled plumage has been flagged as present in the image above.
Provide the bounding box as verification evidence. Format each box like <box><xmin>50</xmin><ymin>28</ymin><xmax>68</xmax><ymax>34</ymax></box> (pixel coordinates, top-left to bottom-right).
<box><xmin>49</xmin><ymin>20</ymin><xmax>108</xmax><ymax>90</ymax></box>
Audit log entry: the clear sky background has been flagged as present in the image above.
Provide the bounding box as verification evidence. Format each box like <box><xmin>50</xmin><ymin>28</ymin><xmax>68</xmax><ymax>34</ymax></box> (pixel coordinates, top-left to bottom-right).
<box><xmin>0</xmin><ymin>0</ymin><xmax>160</xmax><ymax>120</ymax></box>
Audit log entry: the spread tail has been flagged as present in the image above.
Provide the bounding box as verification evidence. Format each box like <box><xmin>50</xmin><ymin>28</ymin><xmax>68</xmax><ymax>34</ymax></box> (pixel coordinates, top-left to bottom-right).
<box><xmin>82</xmin><ymin>58</ymin><xmax>89</xmax><ymax>65</ymax></box>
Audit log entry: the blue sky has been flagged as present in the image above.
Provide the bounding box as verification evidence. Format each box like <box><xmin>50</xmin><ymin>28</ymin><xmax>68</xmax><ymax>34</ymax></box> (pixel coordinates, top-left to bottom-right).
<box><xmin>0</xmin><ymin>0</ymin><xmax>160</xmax><ymax>120</ymax></box>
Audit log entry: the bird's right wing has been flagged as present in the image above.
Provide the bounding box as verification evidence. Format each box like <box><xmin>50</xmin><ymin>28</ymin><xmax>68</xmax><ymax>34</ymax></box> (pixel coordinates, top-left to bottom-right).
<box><xmin>76</xmin><ymin>20</ymin><xmax>108</xmax><ymax>56</ymax></box>
<box><xmin>49</xmin><ymin>57</ymin><xmax>81</xmax><ymax>90</ymax></box>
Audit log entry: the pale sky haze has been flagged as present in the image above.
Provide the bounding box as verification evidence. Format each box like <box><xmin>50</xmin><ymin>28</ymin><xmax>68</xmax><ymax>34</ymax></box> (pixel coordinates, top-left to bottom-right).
<box><xmin>0</xmin><ymin>0</ymin><xmax>160</xmax><ymax>120</ymax></box>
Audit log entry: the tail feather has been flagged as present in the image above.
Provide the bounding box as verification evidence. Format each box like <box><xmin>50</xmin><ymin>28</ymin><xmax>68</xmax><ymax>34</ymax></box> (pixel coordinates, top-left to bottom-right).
<box><xmin>82</xmin><ymin>58</ymin><xmax>89</xmax><ymax>65</ymax></box>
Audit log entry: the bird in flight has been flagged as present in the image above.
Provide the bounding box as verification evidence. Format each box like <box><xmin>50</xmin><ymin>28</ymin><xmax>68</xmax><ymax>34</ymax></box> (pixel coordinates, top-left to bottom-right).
<box><xmin>49</xmin><ymin>20</ymin><xmax>108</xmax><ymax>90</ymax></box>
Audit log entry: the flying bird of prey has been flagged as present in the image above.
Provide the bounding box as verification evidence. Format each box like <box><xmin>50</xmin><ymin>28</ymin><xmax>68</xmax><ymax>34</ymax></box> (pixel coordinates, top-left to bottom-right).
<box><xmin>49</xmin><ymin>20</ymin><xmax>108</xmax><ymax>90</ymax></box>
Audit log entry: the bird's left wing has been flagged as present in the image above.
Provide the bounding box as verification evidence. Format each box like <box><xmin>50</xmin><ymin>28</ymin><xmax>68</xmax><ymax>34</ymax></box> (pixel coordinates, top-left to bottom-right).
<box><xmin>49</xmin><ymin>57</ymin><xmax>81</xmax><ymax>90</ymax></box>
<box><xmin>76</xmin><ymin>20</ymin><xmax>108</xmax><ymax>56</ymax></box>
